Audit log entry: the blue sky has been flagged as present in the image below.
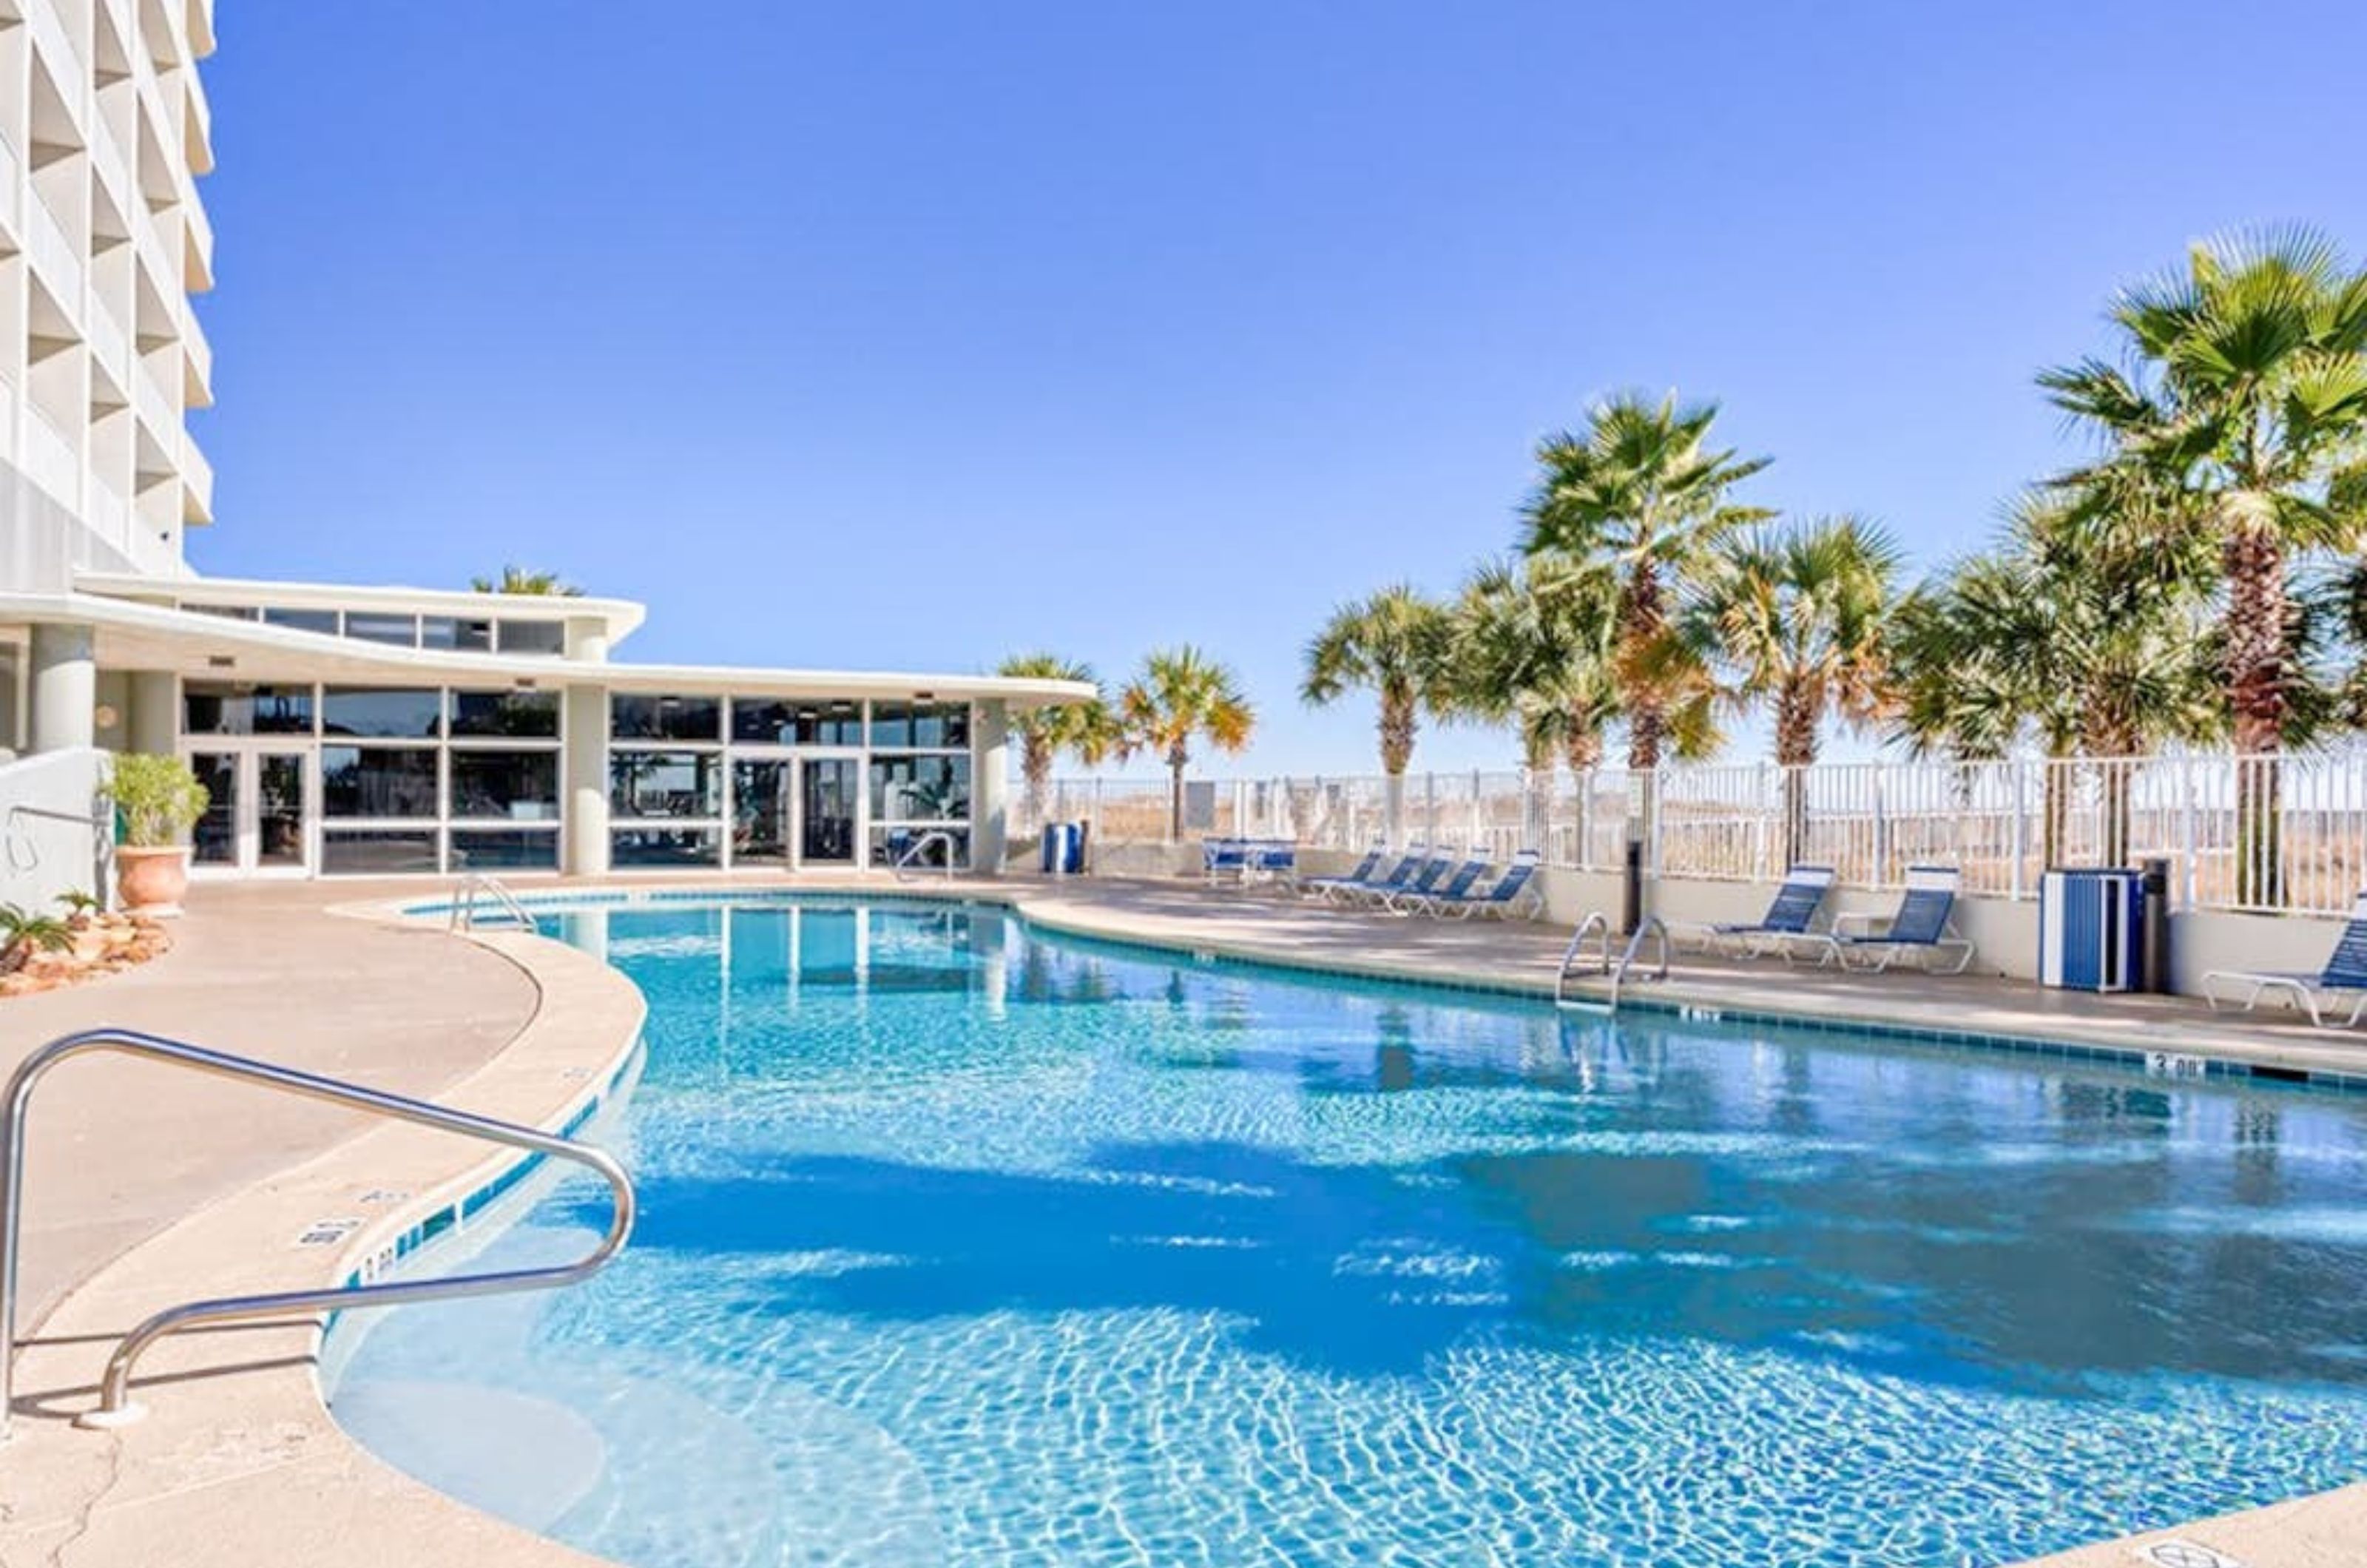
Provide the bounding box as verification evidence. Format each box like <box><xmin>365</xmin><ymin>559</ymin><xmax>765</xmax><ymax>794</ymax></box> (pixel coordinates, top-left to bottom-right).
<box><xmin>190</xmin><ymin>1</ymin><xmax>2367</xmax><ymax>777</ymax></box>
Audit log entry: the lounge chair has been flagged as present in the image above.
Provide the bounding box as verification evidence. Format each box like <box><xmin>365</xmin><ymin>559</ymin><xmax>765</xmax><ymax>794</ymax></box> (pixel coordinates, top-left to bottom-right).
<box><xmin>1799</xmin><ymin>865</ymin><xmax>1976</xmax><ymax>973</ymax></box>
<box><xmin>1306</xmin><ymin>843</ymin><xmax>1411</xmax><ymax>905</ymax></box>
<box><xmin>1202</xmin><ymin>838</ymin><xmax>1252</xmax><ymax>885</ymax></box>
<box><xmin>1383</xmin><ymin>851</ymin><xmax>1492</xmax><ymax>914</ymax></box>
<box><xmin>1358</xmin><ymin>849</ymin><xmax>1456</xmax><ymax>908</ymax></box>
<box><xmin>1300</xmin><ymin>844</ymin><xmax>1389</xmax><ymax>902</ymax></box>
<box><xmin>1669</xmin><ymin>865</ymin><xmax>1836</xmax><ymax>957</ymax></box>
<box><xmin>2201</xmin><ymin>893</ymin><xmax>2367</xmax><ymax>1027</ymax></box>
<box><xmin>1245</xmin><ymin>839</ymin><xmax>1297</xmax><ymax>885</ymax></box>
<box><xmin>1411</xmin><ymin>851</ymin><xmax>1545</xmax><ymax>920</ymax></box>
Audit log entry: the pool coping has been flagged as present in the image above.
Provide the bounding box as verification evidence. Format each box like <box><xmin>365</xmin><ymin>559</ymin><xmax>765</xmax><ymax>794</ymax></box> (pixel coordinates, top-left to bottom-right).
<box><xmin>4</xmin><ymin>874</ymin><xmax>2362</xmax><ymax>1568</ymax></box>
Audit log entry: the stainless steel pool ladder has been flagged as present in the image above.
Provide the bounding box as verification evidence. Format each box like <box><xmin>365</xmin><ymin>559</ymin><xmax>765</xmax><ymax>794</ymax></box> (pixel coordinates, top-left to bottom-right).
<box><xmin>892</xmin><ymin>830</ymin><xmax>959</xmax><ymax>882</ymax></box>
<box><xmin>448</xmin><ymin>873</ymin><xmax>538</xmax><ymax>932</ymax></box>
<box><xmin>0</xmin><ymin>1027</ymin><xmax>635</xmax><ymax>1437</ymax></box>
<box><xmin>1555</xmin><ymin>912</ymin><xmax>1670</xmax><ymax>1011</ymax></box>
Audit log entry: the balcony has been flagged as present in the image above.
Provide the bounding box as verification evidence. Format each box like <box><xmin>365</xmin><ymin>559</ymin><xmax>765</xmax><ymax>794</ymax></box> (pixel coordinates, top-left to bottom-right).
<box><xmin>21</xmin><ymin>405</ymin><xmax>80</xmax><ymax>508</ymax></box>
<box><xmin>180</xmin><ymin>428</ymin><xmax>212</xmax><ymax>522</ymax></box>
<box><xmin>85</xmin><ymin>294</ymin><xmax>130</xmax><ymax>388</ymax></box>
<box><xmin>182</xmin><ymin>68</ymin><xmax>212</xmax><ymax>175</ymax></box>
<box><xmin>88</xmin><ymin>112</ymin><xmax>132</xmax><ymax>217</ymax></box>
<box><xmin>132</xmin><ymin>354</ymin><xmax>174</xmax><ymax>434</ymax></box>
<box><xmin>181</xmin><ymin>306</ymin><xmax>210</xmax><ymax>404</ymax></box>
<box><xmin>87</xmin><ymin>475</ymin><xmax>133</xmax><ymax>554</ymax></box>
<box><xmin>131</xmin><ymin>199</ymin><xmax>175</xmax><ymax>297</ymax></box>
<box><xmin>183</xmin><ymin>183</ymin><xmax>212</xmax><ymax>289</ymax></box>
<box><xmin>0</xmin><ymin>128</ymin><xmax>19</xmax><ymax>237</ymax></box>
<box><xmin>24</xmin><ymin>190</ymin><xmax>84</xmax><ymax>308</ymax></box>
<box><xmin>27</xmin><ymin>0</ymin><xmax>87</xmax><ymax>113</ymax></box>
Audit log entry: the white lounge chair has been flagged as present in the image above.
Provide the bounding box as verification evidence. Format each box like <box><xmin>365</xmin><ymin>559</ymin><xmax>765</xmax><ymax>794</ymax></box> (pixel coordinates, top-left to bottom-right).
<box><xmin>2201</xmin><ymin>893</ymin><xmax>2367</xmax><ymax>1027</ymax></box>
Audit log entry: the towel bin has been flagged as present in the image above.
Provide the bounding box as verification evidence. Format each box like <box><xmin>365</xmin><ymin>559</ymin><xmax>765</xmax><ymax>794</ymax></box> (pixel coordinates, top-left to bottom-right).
<box><xmin>2038</xmin><ymin>869</ymin><xmax>2145</xmax><ymax>992</ymax></box>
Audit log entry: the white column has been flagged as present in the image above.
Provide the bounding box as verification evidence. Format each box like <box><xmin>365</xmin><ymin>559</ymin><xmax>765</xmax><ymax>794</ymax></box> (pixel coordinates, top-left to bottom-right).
<box><xmin>127</xmin><ymin>670</ymin><xmax>177</xmax><ymax>755</ymax></box>
<box><xmin>29</xmin><ymin>623</ymin><xmax>95</xmax><ymax>754</ymax></box>
<box><xmin>563</xmin><ymin>683</ymin><xmax>610</xmax><ymax>876</ymax></box>
<box><xmin>973</xmin><ymin>699</ymin><xmax>1009</xmax><ymax>874</ymax></box>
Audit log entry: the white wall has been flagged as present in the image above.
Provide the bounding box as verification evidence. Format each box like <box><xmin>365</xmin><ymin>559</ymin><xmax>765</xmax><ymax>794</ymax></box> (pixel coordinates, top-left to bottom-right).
<box><xmin>0</xmin><ymin>746</ymin><xmax>112</xmax><ymax>913</ymax></box>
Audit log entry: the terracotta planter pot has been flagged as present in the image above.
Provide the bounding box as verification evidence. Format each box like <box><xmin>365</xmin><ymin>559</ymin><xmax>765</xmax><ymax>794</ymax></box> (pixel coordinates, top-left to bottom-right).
<box><xmin>115</xmin><ymin>845</ymin><xmax>192</xmax><ymax>918</ymax></box>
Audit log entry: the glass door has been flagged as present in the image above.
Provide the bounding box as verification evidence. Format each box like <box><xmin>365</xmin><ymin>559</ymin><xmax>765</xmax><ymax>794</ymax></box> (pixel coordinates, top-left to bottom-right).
<box><xmin>254</xmin><ymin>748</ymin><xmax>313</xmax><ymax>874</ymax></box>
<box><xmin>190</xmin><ymin>751</ymin><xmax>240</xmax><ymax>868</ymax></box>
<box><xmin>731</xmin><ymin>758</ymin><xmax>791</xmax><ymax>867</ymax></box>
<box><xmin>800</xmin><ymin>757</ymin><xmax>860</xmax><ymax>865</ymax></box>
<box><xmin>186</xmin><ymin>746</ymin><xmax>314</xmax><ymax>876</ymax></box>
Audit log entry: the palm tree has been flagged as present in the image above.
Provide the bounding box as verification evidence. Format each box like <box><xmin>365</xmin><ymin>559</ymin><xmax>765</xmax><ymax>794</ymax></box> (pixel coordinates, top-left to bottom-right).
<box><xmin>1450</xmin><ymin>555</ymin><xmax>1622</xmax><ymax>848</ymax></box>
<box><xmin>996</xmin><ymin>653</ymin><xmax>1122</xmax><ymax>828</ymax></box>
<box><xmin>2040</xmin><ymin>226</ymin><xmax>2367</xmax><ymax>900</ymax></box>
<box><xmin>1519</xmin><ymin>391</ymin><xmax>1773</xmax><ymax>777</ymax></box>
<box><xmin>1889</xmin><ymin>493</ymin><xmax>2220</xmax><ymax>865</ymax></box>
<box><xmin>471</xmin><ymin>565</ymin><xmax>583</xmax><ymax>596</ymax></box>
<box><xmin>1687</xmin><ymin>516</ymin><xmax>1901</xmax><ymax>862</ymax></box>
<box><xmin>1300</xmin><ymin>585</ymin><xmax>1457</xmax><ymax>843</ymax></box>
<box><xmin>1118</xmin><ymin>646</ymin><xmax>1256</xmax><ymax>842</ymax></box>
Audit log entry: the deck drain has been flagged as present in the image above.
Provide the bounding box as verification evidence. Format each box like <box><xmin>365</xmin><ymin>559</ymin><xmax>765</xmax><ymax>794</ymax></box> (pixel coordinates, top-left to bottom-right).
<box><xmin>357</xmin><ymin>1189</ymin><xmax>409</xmax><ymax>1206</ymax></box>
<box><xmin>296</xmin><ymin>1217</ymin><xmax>362</xmax><ymax>1247</ymax></box>
<box><xmin>2136</xmin><ymin>1542</ymin><xmax>2243</xmax><ymax>1568</ymax></box>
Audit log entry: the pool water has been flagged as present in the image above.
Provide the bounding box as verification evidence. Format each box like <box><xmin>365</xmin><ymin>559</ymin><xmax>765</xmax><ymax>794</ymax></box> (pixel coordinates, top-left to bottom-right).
<box><xmin>331</xmin><ymin>899</ymin><xmax>2367</xmax><ymax>1567</ymax></box>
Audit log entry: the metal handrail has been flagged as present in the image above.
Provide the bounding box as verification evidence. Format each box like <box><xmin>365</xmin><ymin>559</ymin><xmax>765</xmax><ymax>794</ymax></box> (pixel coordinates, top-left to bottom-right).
<box><xmin>1607</xmin><ymin>915</ymin><xmax>1672</xmax><ymax>1010</ymax></box>
<box><xmin>448</xmin><ymin>873</ymin><xmax>538</xmax><ymax>933</ymax></box>
<box><xmin>1553</xmin><ymin>911</ymin><xmax>1614</xmax><ymax>1004</ymax></box>
<box><xmin>892</xmin><ymin>829</ymin><xmax>958</xmax><ymax>882</ymax></box>
<box><xmin>0</xmin><ymin>1027</ymin><xmax>634</xmax><ymax>1434</ymax></box>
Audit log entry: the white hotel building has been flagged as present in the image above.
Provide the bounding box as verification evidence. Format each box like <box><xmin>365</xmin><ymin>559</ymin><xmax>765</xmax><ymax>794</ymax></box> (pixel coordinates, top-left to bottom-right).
<box><xmin>0</xmin><ymin>0</ymin><xmax>1083</xmax><ymax>891</ymax></box>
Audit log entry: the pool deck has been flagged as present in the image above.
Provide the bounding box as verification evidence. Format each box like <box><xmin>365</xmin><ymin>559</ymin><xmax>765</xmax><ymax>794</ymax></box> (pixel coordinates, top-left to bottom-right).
<box><xmin>0</xmin><ymin>871</ymin><xmax>2361</xmax><ymax>1567</ymax></box>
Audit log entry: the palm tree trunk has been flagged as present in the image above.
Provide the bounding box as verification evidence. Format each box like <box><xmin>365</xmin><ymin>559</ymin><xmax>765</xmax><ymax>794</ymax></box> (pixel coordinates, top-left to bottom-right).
<box><xmin>2224</xmin><ymin>499</ymin><xmax>2286</xmax><ymax>905</ymax></box>
<box><xmin>1775</xmin><ymin>686</ymin><xmax>1817</xmax><ymax>869</ymax></box>
<box><xmin>1167</xmin><ymin>744</ymin><xmax>1189</xmax><ymax>843</ymax></box>
<box><xmin>1380</xmin><ymin>692</ymin><xmax>1414</xmax><ymax>846</ymax></box>
<box><xmin>1621</xmin><ymin>566</ymin><xmax>1665</xmax><ymax>775</ymax></box>
<box><xmin>1023</xmin><ymin>737</ymin><xmax>1053</xmax><ymax>832</ymax></box>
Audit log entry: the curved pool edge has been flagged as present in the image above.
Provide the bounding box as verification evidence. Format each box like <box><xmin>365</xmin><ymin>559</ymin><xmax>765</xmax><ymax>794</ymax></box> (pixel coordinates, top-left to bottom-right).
<box><xmin>0</xmin><ymin>898</ymin><xmax>646</xmax><ymax>1568</ymax></box>
<box><xmin>16</xmin><ymin>874</ymin><xmax>2361</xmax><ymax>1568</ymax></box>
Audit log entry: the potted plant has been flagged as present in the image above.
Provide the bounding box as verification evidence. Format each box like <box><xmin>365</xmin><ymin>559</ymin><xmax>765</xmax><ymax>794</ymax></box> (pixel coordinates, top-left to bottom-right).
<box><xmin>106</xmin><ymin>753</ymin><xmax>210</xmax><ymax>916</ymax></box>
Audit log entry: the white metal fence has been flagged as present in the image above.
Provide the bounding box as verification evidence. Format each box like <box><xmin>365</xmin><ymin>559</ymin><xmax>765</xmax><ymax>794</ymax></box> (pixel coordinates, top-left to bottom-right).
<box><xmin>1014</xmin><ymin>751</ymin><xmax>2366</xmax><ymax>916</ymax></box>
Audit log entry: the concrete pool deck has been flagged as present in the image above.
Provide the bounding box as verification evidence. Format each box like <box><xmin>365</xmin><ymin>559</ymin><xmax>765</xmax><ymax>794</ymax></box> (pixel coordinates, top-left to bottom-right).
<box><xmin>0</xmin><ymin>872</ymin><xmax>2362</xmax><ymax>1567</ymax></box>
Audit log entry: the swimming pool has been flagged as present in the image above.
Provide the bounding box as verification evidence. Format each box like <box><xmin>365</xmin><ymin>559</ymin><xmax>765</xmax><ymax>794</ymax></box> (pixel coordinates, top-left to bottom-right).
<box><xmin>332</xmin><ymin>897</ymin><xmax>2367</xmax><ymax>1566</ymax></box>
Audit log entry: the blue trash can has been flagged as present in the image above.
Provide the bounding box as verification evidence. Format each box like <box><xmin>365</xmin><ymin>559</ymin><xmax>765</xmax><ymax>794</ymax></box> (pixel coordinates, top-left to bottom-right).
<box><xmin>1040</xmin><ymin>823</ymin><xmax>1086</xmax><ymax>876</ymax></box>
<box><xmin>2039</xmin><ymin>869</ymin><xmax>2145</xmax><ymax>992</ymax></box>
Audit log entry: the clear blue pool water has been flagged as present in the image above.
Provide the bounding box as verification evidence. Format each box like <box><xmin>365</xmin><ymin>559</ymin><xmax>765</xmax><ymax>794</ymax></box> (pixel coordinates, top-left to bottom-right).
<box><xmin>332</xmin><ymin>899</ymin><xmax>2367</xmax><ymax>1567</ymax></box>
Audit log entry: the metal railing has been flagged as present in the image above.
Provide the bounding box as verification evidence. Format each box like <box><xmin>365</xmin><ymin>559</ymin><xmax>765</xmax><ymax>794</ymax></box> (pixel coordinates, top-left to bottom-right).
<box><xmin>1020</xmin><ymin>748</ymin><xmax>2367</xmax><ymax>915</ymax></box>
<box><xmin>891</xmin><ymin>829</ymin><xmax>959</xmax><ymax>882</ymax></box>
<box><xmin>447</xmin><ymin>873</ymin><xmax>538</xmax><ymax>933</ymax></box>
<box><xmin>1607</xmin><ymin>916</ymin><xmax>1672</xmax><ymax>1011</ymax></box>
<box><xmin>1554</xmin><ymin>911</ymin><xmax>1613</xmax><ymax>1005</ymax></box>
<box><xmin>0</xmin><ymin>1027</ymin><xmax>634</xmax><ymax>1434</ymax></box>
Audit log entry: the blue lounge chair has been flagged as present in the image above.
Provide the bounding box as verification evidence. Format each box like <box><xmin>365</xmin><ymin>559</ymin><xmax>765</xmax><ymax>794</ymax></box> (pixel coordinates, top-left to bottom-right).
<box><xmin>1411</xmin><ymin>851</ymin><xmax>1545</xmax><ymax>920</ymax></box>
<box><xmin>1322</xmin><ymin>845</ymin><xmax>1431</xmax><ymax>905</ymax></box>
<box><xmin>1800</xmin><ymin>865</ymin><xmax>1976</xmax><ymax>974</ymax></box>
<box><xmin>1202</xmin><ymin>838</ymin><xmax>1252</xmax><ymax>885</ymax></box>
<box><xmin>1300</xmin><ymin>843</ymin><xmax>1385</xmax><ymax>901</ymax></box>
<box><xmin>1246</xmin><ymin>839</ymin><xmax>1297</xmax><ymax>885</ymax></box>
<box><xmin>1384</xmin><ymin>851</ymin><xmax>1492</xmax><ymax>914</ymax></box>
<box><xmin>2202</xmin><ymin>893</ymin><xmax>2367</xmax><ymax>1027</ymax></box>
<box><xmin>1356</xmin><ymin>849</ymin><xmax>1455</xmax><ymax>908</ymax></box>
<box><xmin>1670</xmin><ymin>865</ymin><xmax>1837</xmax><ymax>958</ymax></box>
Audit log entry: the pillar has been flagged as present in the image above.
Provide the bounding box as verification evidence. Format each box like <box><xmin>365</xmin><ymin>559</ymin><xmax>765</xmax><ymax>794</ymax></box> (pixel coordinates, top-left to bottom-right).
<box><xmin>127</xmin><ymin>671</ymin><xmax>178</xmax><ymax>756</ymax></box>
<box><xmin>29</xmin><ymin>622</ymin><xmax>95</xmax><ymax>754</ymax></box>
<box><xmin>563</xmin><ymin>683</ymin><xmax>610</xmax><ymax>876</ymax></box>
<box><xmin>972</xmin><ymin>698</ymin><xmax>1009</xmax><ymax>874</ymax></box>
<box><xmin>564</xmin><ymin>615</ymin><xmax>611</xmax><ymax>664</ymax></box>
